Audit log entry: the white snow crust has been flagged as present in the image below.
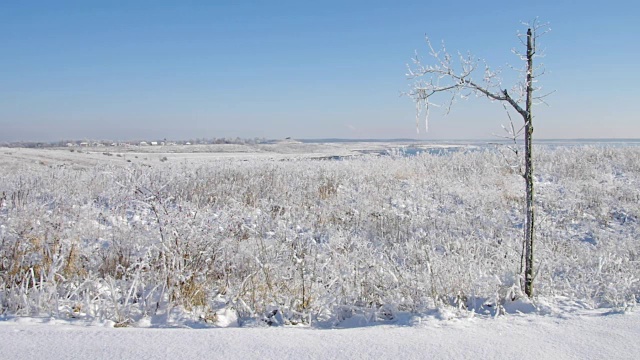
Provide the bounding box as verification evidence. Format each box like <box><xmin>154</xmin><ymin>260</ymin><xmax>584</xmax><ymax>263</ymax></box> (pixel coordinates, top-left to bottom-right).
<box><xmin>0</xmin><ymin>309</ymin><xmax>638</xmax><ymax>359</ymax></box>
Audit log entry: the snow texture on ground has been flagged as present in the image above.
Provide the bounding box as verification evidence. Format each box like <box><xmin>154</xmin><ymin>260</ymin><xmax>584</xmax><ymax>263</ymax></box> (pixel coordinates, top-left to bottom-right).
<box><xmin>0</xmin><ymin>310</ymin><xmax>638</xmax><ymax>359</ymax></box>
<box><xmin>0</xmin><ymin>141</ymin><xmax>465</xmax><ymax>169</ymax></box>
<box><xmin>1</xmin><ymin>143</ymin><xmax>638</xmax><ymax>359</ymax></box>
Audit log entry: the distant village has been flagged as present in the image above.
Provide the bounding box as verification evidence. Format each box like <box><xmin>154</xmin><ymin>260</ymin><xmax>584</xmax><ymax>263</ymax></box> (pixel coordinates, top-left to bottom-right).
<box><xmin>0</xmin><ymin>137</ymin><xmax>271</xmax><ymax>148</ymax></box>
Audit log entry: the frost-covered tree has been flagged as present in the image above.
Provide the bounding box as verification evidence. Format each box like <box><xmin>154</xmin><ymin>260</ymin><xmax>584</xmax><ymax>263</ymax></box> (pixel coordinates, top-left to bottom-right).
<box><xmin>406</xmin><ymin>20</ymin><xmax>551</xmax><ymax>297</ymax></box>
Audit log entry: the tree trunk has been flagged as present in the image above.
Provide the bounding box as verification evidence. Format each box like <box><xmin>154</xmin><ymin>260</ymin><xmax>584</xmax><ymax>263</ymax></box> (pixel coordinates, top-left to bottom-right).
<box><xmin>523</xmin><ymin>28</ymin><xmax>535</xmax><ymax>297</ymax></box>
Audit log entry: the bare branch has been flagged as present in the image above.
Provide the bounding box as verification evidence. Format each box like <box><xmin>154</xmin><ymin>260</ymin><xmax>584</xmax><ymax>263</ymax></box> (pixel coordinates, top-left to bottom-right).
<box><xmin>406</xmin><ymin>20</ymin><xmax>551</xmax><ymax>135</ymax></box>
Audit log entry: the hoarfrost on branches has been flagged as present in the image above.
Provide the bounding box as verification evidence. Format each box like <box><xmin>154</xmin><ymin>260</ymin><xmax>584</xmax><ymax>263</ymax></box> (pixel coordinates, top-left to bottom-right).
<box><xmin>406</xmin><ymin>19</ymin><xmax>552</xmax><ymax>132</ymax></box>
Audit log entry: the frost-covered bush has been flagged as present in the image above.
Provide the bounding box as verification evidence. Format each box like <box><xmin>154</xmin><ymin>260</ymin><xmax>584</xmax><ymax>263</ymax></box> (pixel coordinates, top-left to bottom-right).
<box><xmin>0</xmin><ymin>146</ymin><xmax>638</xmax><ymax>326</ymax></box>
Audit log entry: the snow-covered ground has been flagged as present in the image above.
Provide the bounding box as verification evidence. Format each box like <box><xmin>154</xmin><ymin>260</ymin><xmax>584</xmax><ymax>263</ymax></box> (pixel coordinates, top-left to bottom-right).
<box><xmin>0</xmin><ymin>141</ymin><xmax>470</xmax><ymax>169</ymax></box>
<box><xmin>1</xmin><ymin>143</ymin><xmax>639</xmax><ymax>358</ymax></box>
<box><xmin>1</xmin><ymin>309</ymin><xmax>638</xmax><ymax>359</ymax></box>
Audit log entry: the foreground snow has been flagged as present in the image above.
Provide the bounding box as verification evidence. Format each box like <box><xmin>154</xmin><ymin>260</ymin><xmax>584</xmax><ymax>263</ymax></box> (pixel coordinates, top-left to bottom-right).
<box><xmin>1</xmin><ymin>309</ymin><xmax>638</xmax><ymax>359</ymax></box>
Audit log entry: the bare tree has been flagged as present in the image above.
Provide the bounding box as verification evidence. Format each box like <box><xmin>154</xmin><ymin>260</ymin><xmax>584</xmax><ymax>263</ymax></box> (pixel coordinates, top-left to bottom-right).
<box><xmin>406</xmin><ymin>20</ymin><xmax>550</xmax><ymax>297</ymax></box>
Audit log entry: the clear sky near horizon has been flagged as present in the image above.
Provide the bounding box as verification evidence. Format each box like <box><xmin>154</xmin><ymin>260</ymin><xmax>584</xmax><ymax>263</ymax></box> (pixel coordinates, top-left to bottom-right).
<box><xmin>1</xmin><ymin>1</ymin><xmax>637</xmax><ymax>142</ymax></box>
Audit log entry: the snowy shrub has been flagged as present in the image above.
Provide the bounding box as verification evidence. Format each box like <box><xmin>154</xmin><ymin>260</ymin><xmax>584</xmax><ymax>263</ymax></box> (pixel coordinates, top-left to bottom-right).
<box><xmin>0</xmin><ymin>146</ymin><xmax>639</xmax><ymax>326</ymax></box>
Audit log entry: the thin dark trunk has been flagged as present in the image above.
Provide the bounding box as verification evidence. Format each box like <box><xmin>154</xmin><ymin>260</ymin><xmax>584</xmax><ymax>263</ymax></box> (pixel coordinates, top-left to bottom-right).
<box><xmin>523</xmin><ymin>28</ymin><xmax>535</xmax><ymax>297</ymax></box>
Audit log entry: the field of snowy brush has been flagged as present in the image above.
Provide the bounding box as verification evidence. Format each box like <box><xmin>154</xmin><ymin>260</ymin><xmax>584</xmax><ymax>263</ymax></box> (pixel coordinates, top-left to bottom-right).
<box><xmin>0</xmin><ymin>145</ymin><xmax>638</xmax><ymax>333</ymax></box>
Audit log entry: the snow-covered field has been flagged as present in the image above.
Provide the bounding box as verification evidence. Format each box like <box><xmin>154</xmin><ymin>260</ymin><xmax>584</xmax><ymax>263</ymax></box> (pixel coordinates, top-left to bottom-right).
<box><xmin>0</xmin><ymin>140</ymin><xmax>439</xmax><ymax>169</ymax></box>
<box><xmin>0</xmin><ymin>140</ymin><xmax>478</xmax><ymax>169</ymax></box>
<box><xmin>1</xmin><ymin>142</ymin><xmax>638</xmax><ymax>358</ymax></box>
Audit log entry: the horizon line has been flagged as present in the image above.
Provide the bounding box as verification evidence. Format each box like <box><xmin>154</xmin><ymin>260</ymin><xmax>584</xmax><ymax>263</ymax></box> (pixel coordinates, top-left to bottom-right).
<box><xmin>2</xmin><ymin>137</ymin><xmax>640</xmax><ymax>145</ymax></box>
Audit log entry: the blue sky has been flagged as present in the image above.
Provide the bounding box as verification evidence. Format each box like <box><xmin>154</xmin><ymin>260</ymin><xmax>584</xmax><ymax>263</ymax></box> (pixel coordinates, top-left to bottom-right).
<box><xmin>1</xmin><ymin>1</ymin><xmax>637</xmax><ymax>141</ymax></box>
